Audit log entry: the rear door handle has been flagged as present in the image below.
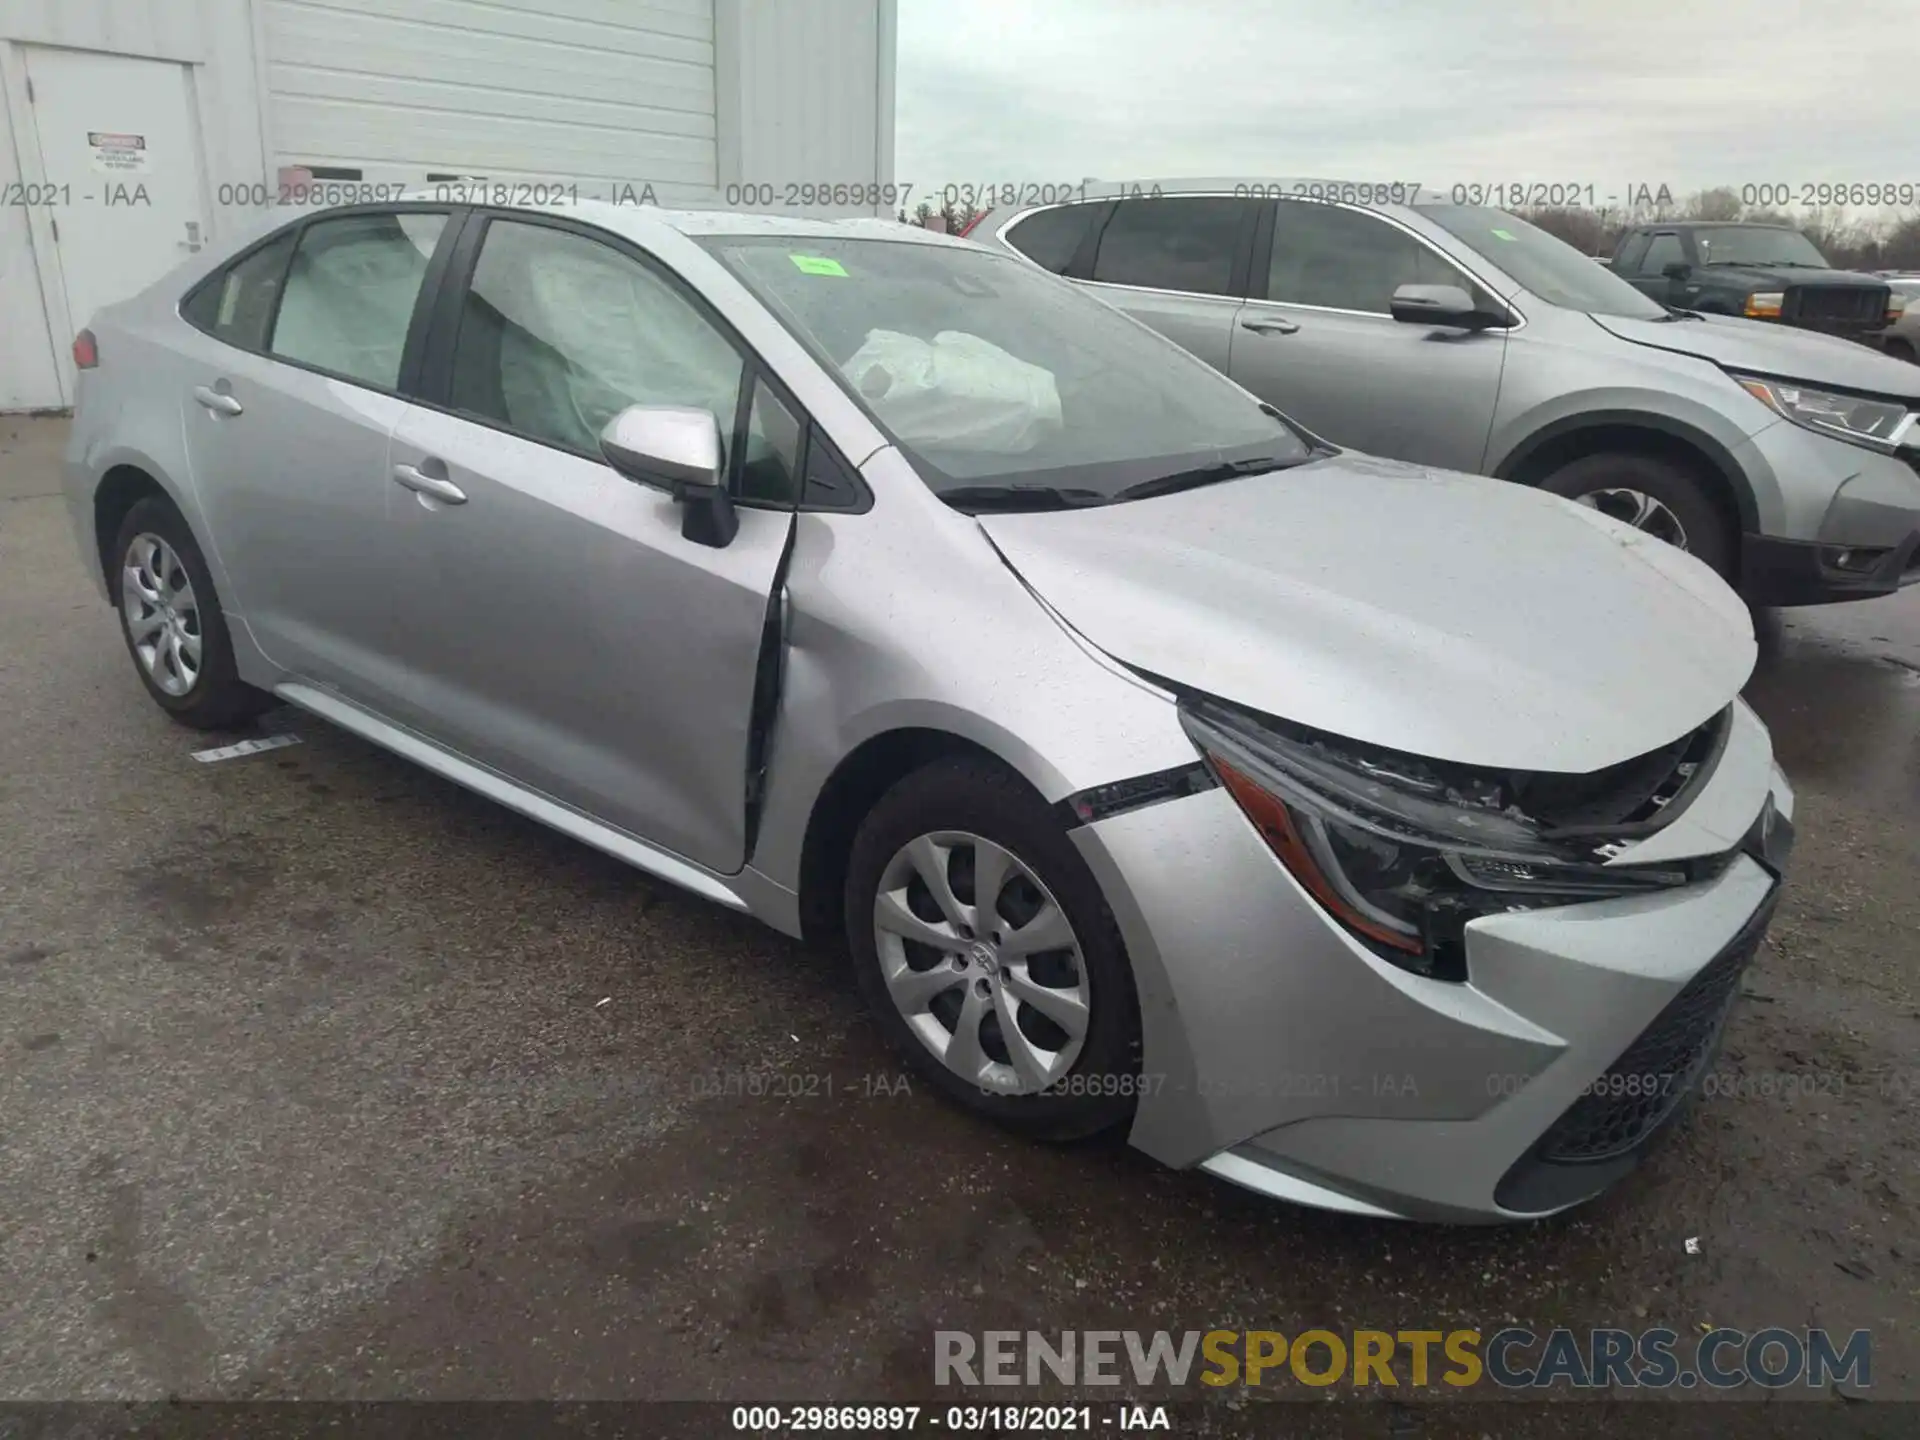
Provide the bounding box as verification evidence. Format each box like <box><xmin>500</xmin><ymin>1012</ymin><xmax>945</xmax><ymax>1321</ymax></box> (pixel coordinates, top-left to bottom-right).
<box><xmin>192</xmin><ymin>385</ymin><xmax>243</xmax><ymax>416</ymax></box>
<box><xmin>1239</xmin><ymin>314</ymin><xmax>1301</xmax><ymax>335</ymax></box>
<box><xmin>392</xmin><ymin>462</ymin><xmax>467</xmax><ymax>505</ymax></box>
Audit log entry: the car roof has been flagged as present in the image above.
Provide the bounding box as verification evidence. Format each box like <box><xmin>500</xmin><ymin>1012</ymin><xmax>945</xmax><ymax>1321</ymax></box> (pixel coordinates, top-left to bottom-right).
<box><xmin>387</xmin><ymin>190</ymin><xmax>975</xmax><ymax>250</ymax></box>
<box><xmin>1016</xmin><ymin>177</ymin><xmax>1449</xmax><ymax>212</ymax></box>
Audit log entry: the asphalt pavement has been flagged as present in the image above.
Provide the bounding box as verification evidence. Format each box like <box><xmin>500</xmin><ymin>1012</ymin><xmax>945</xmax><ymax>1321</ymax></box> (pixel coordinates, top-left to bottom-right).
<box><xmin>3</xmin><ymin>415</ymin><xmax>1917</xmax><ymax>1421</ymax></box>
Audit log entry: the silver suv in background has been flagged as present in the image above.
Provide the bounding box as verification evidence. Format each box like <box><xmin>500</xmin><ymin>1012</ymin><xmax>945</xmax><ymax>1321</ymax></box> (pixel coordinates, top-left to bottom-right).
<box><xmin>973</xmin><ymin>181</ymin><xmax>1920</xmax><ymax>606</ymax></box>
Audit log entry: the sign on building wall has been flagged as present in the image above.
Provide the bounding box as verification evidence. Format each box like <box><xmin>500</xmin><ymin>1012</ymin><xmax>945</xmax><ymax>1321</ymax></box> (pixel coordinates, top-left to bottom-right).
<box><xmin>86</xmin><ymin>131</ymin><xmax>151</xmax><ymax>174</ymax></box>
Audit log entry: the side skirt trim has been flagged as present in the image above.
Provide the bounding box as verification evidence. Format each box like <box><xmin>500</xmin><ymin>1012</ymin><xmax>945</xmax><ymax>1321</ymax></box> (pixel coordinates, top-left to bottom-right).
<box><xmin>275</xmin><ymin>682</ymin><xmax>749</xmax><ymax>912</ymax></box>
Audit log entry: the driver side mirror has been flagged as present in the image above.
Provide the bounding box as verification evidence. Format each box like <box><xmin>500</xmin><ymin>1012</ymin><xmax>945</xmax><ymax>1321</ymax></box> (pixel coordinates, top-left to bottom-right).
<box><xmin>599</xmin><ymin>404</ymin><xmax>738</xmax><ymax>549</ymax></box>
<box><xmin>1389</xmin><ymin>283</ymin><xmax>1512</xmax><ymax>331</ymax></box>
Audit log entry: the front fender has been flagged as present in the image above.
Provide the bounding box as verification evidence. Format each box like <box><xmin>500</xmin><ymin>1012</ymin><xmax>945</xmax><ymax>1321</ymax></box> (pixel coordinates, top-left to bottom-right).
<box><xmin>1488</xmin><ymin>387</ymin><xmax>1770</xmax><ymax>535</ymax></box>
<box><xmin>745</xmin><ymin>472</ymin><xmax>1200</xmax><ymax>916</ymax></box>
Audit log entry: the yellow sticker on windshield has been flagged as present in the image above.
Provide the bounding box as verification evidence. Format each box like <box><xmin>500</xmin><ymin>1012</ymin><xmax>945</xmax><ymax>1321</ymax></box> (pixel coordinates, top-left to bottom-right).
<box><xmin>789</xmin><ymin>254</ymin><xmax>848</xmax><ymax>276</ymax></box>
<box><xmin>1490</xmin><ymin>228</ymin><xmax>1518</xmax><ymax>241</ymax></box>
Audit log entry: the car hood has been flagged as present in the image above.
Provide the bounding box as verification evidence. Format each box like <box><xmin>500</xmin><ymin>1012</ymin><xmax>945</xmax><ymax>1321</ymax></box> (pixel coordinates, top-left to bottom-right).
<box><xmin>979</xmin><ymin>455</ymin><xmax>1756</xmax><ymax>774</ymax></box>
<box><xmin>1695</xmin><ymin>263</ymin><xmax>1887</xmax><ymax>290</ymax></box>
<box><xmin>1590</xmin><ymin>311</ymin><xmax>1920</xmax><ymax>398</ymax></box>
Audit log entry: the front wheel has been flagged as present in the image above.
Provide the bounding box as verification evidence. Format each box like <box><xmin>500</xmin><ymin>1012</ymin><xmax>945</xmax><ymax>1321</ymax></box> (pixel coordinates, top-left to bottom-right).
<box><xmin>845</xmin><ymin>758</ymin><xmax>1142</xmax><ymax>1141</ymax></box>
<box><xmin>1538</xmin><ymin>451</ymin><xmax>1735</xmax><ymax>581</ymax></box>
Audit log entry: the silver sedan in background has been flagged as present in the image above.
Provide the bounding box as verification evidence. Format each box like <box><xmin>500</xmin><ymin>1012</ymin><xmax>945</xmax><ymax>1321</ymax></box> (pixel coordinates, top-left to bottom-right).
<box><xmin>64</xmin><ymin>199</ymin><xmax>1793</xmax><ymax>1221</ymax></box>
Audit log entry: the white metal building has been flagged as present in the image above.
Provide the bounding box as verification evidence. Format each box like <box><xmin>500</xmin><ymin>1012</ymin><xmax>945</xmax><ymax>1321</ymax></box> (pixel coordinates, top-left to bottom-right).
<box><xmin>0</xmin><ymin>0</ymin><xmax>898</xmax><ymax>410</ymax></box>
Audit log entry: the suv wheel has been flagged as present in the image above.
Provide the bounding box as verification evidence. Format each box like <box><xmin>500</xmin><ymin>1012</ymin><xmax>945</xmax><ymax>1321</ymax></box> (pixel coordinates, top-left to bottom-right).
<box><xmin>113</xmin><ymin>497</ymin><xmax>273</xmax><ymax>729</ymax></box>
<box><xmin>845</xmin><ymin>758</ymin><xmax>1141</xmax><ymax>1141</ymax></box>
<box><xmin>1538</xmin><ymin>452</ymin><xmax>1734</xmax><ymax>580</ymax></box>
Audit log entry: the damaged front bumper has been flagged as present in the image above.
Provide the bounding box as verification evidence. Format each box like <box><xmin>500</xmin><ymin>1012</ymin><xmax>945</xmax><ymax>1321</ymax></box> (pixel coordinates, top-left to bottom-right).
<box><xmin>1070</xmin><ymin>699</ymin><xmax>1791</xmax><ymax>1222</ymax></box>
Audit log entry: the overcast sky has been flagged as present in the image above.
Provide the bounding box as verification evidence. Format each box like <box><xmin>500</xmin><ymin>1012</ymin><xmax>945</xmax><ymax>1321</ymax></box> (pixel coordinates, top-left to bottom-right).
<box><xmin>895</xmin><ymin>0</ymin><xmax>1920</xmax><ymax>210</ymax></box>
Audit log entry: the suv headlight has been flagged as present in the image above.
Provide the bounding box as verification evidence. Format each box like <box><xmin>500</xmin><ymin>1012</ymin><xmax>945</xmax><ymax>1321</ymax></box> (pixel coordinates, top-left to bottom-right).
<box><xmin>1733</xmin><ymin>374</ymin><xmax>1915</xmax><ymax>452</ymax></box>
<box><xmin>1743</xmin><ymin>291</ymin><xmax>1784</xmax><ymax>319</ymax></box>
<box><xmin>1182</xmin><ymin>700</ymin><xmax>1697</xmax><ymax>981</ymax></box>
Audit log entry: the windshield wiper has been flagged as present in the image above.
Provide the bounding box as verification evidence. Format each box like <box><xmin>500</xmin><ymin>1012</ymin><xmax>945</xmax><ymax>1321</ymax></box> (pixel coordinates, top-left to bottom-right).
<box><xmin>1113</xmin><ymin>455</ymin><xmax>1306</xmax><ymax>503</ymax></box>
<box><xmin>938</xmin><ymin>484</ymin><xmax>1111</xmax><ymax>514</ymax></box>
<box><xmin>1658</xmin><ymin>306</ymin><xmax>1704</xmax><ymax>321</ymax></box>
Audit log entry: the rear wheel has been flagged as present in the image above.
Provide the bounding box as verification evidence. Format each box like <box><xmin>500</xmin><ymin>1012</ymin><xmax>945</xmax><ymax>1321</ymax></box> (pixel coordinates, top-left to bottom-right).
<box><xmin>1538</xmin><ymin>451</ymin><xmax>1735</xmax><ymax>581</ymax></box>
<box><xmin>1886</xmin><ymin>338</ymin><xmax>1916</xmax><ymax>365</ymax></box>
<box><xmin>845</xmin><ymin>758</ymin><xmax>1141</xmax><ymax>1141</ymax></box>
<box><xmin>112</xmin><ymin>497</ymin><xmax>272</xmax><ymax>730</ymax></box>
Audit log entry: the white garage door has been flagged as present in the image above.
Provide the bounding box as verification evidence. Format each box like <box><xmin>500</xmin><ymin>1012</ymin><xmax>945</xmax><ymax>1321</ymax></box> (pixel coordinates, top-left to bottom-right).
<box><xmin>261</xmin><ymin>0</ymin><xmax>716</xmax><ymax>199</ymax></box>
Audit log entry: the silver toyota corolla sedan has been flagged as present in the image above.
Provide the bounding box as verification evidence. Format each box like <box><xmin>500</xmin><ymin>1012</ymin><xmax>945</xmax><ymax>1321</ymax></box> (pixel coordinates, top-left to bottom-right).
<box><xmin>63</xmin><ymin>199</ymin><xmax>1795</xmax><ymax>1222</ymax></box>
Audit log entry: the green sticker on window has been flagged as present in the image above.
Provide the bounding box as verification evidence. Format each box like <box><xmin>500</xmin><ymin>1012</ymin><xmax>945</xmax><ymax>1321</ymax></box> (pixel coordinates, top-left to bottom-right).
<box><xmin>1490</xmin><ymin>228</ymin><xmax>1518</xmax><ymax>241</ymax></box>
<box><xmin>789</xmin><ymin>254</ymin><xmax>848</xmax><ymax>276</ymax></box>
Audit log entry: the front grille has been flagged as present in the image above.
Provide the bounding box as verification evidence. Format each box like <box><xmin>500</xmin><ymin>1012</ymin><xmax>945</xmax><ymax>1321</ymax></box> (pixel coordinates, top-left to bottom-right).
<box><xmin>1532</xmin><ymin>892</ymin><xmax>1775</xmax><ymax>1164</ymax></box>
<box><xmin>1785</xmin><ymin>284</ymin><xmax>1888</xmax><ymax>328</ymax></box>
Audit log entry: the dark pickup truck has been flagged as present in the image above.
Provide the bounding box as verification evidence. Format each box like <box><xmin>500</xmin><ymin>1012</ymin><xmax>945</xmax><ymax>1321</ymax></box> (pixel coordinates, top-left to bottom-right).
<box><xmin>1609</xmin><ymin>222</ymin><xmax>1897</xmax><ymax>340</ymax></box>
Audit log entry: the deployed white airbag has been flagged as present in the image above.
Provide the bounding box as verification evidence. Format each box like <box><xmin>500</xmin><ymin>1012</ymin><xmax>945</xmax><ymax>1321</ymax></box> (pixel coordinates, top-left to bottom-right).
<box><xmin>841</xmin><ymin>329</ymin><xmax>1063</xmax><ymax>453</ymax></box>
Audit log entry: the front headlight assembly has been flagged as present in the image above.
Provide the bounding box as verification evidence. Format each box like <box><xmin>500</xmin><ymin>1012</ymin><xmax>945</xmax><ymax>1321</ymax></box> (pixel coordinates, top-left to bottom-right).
<box><xmin>1733</xmin><ymin>374</ymin><xmax>1916</xmax><ymax>453</ymax></box>
<box><xmin>1181</xmin><ymin>700</ymin><xmax>1714</xmax><ymax>982</ymax></box>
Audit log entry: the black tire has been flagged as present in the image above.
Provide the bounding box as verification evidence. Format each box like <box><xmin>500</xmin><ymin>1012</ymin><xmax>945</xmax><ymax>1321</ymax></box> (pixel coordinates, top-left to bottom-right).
<box><xmin>845</xmin><ymin>757</ymin><xmax>1142</xmax><ymax>1141</ymax></box>
<box><xmin>1537</xmin><ymin>451</ymin><xmax>1735</xmax><ymax>581</ymax></box>
<box><xmin>1886</xmin><ymin>338</ymin><xmax>1916</xmax><ymax>365</ymax></box>
<box><xmin>111</xmin><ymin>496</ymin><xmax>273</xmax><ymax>730</ymax></box>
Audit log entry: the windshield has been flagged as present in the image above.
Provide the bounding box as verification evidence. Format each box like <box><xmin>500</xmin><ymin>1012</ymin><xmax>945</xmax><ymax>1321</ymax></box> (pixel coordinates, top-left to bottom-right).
<box><xmin>697</xmin><ymin>235</ymin><xmax>1310</xmax><ymax>500</ymax></box>
<box><xmin>1414</xmin><ymin>205</ymin><xmax>1669</xmax><ymax>320</ymax></box>
<box><xmin>1693</xmin><ymin>227</ymin><xmax>1830</xmax><ymax>269</ymax></box>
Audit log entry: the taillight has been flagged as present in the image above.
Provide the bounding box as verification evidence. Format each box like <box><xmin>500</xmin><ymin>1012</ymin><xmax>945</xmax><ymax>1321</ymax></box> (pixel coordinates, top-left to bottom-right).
<box><xmin>72</xmin><ymin>329</ymin><xmax>99</xmax><ymax>369</ymax></box>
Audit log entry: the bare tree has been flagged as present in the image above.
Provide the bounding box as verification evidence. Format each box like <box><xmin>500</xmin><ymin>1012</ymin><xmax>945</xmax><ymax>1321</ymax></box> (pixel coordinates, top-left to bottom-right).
<box><xmin>1683</xmin><ymin>187</ymin><xmax>1745</xmax><ymax>222</ymax></box>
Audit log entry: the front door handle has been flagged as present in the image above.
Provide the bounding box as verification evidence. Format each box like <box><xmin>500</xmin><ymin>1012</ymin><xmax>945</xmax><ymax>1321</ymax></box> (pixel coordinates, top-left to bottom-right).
<box><xmin>392</xmin><ymin>462</ymin><xmax>467</xmax><ymax>505</ymax></box>
<box><xmin>192</xmin><ymin>385</ymin><xmax>243</xmax><ymax>416</ymax></box>
<box><xmin>1239</xmin><ymin>314</ymin><xmax>1301</xmax><ymax>335</ymax></box>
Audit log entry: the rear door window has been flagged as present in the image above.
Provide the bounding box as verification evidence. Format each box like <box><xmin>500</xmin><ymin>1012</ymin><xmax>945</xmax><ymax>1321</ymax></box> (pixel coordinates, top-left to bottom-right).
<box><xmin>1090</xmin><ymin>196</ymin><xmax>1251</xmax><ymax>297</ymax></box>
<box><xmin>1614</xmin><ymin>232</ymin><xmax>1651</xmax><ymax>273</ymax></box>
<box><xmin>182</xmin><ymin>230</ymin><xmax>297</xmax><ymax>351</ymax></box>
<box><xmin>269</xmin><ymin>211</ymin><xmax>449</xmax><ymax>390</ymax></box>
<box><xmin>1004</xmin><ymin>204</ymin><xmax>1102</xmax><ymax>274</ymax></box>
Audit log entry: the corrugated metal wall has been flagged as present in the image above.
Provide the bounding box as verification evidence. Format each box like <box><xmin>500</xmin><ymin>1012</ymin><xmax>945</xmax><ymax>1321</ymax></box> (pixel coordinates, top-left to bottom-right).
<box><xmin>261</xmin><ymin>0</ymin><xmax>720</xmax><ymax>199</ymax></box>
<box><xmin>717</xmin><ymin>0</ymin><xmax>892</xmax><ymax>200</ymax></box>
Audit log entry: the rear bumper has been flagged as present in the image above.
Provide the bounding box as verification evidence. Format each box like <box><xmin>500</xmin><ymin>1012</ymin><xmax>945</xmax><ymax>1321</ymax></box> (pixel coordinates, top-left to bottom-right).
<box><xmin>1741</xmin><ymin>527</ymin><xmax>1920</xmax><ymax>606</ymax></box>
